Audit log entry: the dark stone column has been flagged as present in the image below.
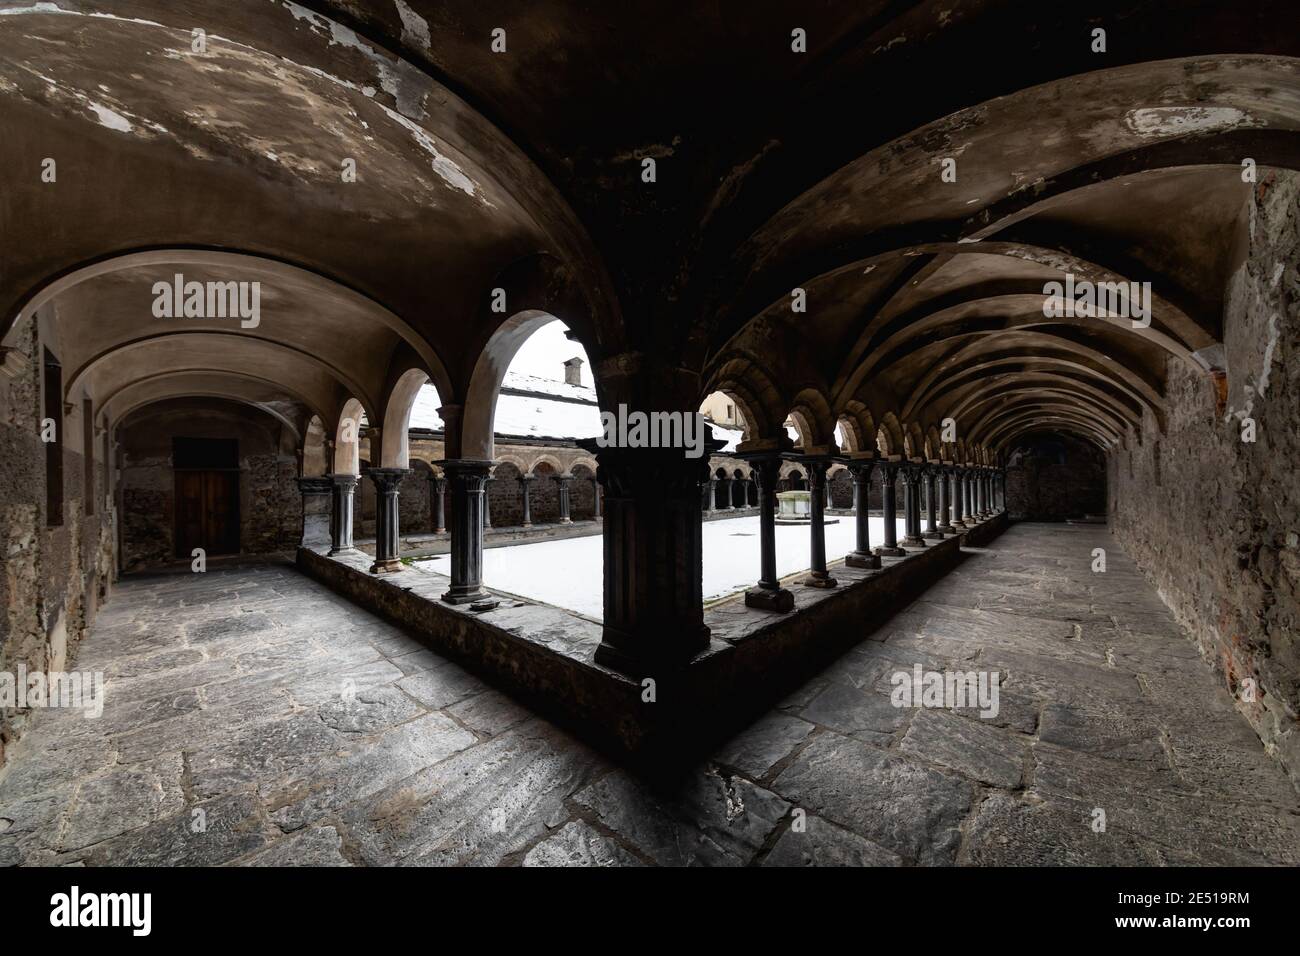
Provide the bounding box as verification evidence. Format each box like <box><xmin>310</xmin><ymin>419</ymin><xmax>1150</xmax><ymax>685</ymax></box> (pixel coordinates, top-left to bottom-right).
<box><xmin>437</xmin><ymin>459</ymin><xmax>493</xmax><ymax>605</ymax></box>
<box><xmin>297</xmin><ymin>476</ymin><xmax>333</xmax><ymax>549</ymax></box>
<box><xmin>577</xmin><ymin>439</ymin><xmax>720</xmax><ymax>674</ymax></box>
<box><xmin>964</xmin><ymin>469</ymin><xmax>979</xmax><ymax>525</ymax></box>
<box><xmin>845</xmin><ymin>459</ymin><xmax>881</xmax><ymax>569</ymax></box>
<box><xmin>937</xmin><ymin>466</ymin><xmax>954</xmax><ymax>534</ymax></box>
<box><xmin>741</xmin><ymin>453</ymin><xmax>793</xmax><ymax>611</ymax></box>
<box><xmin>430</xmin><ymin>475</ymin><xmax>446</xmax><ymax>534</ymax></box>
<box><xmin>953</xmin><ymin>468</ymin><xmax>967</xmax><ymax>526</ymax></box>
<box><xmin>802</xmin><ymin>458</ymin><xmax>837</xmax><ymax>588</ymax></box>
<box><xmin>366</xmin><ymin>467</ymin><xmax>409</xmax><ymax>574</ymax></box>
<box><xmin>703</xmin><ymin>478</ymin><xmax>715</xmax><ymax>513</ymax></box>
<box><xmin>554</xmin><ymin>474</ymin><xmax>573</xmax><ymax>523</ymax></box>
<box><xmin>328</xmin><ymin>473</ymin><xmax>358</xmax><ymax>554</ymax></box>
<box><xmin>901</xmin><ymin>463</ymin><xmax>927</xmax><ymax>547</ymax></box>
<box><xmin>977</xmin><ymin>470</ymin><xmax>988</xmax><ymax>517</ymax></box>
<box><xmin>874</xmin><ymin>460</ymin><xmax>906</xmax><ymax>556</ymax></box>
<box><xmin>592</xmin><ymin>478</ymin><xmax>602</xmax><ymax>518</ymax></box>
<box><xmin>519</xmin><ymin>474</ymin><xmax>534</xmax><ymax>527</ymax></box>
<box><xmin>720</xmin><ymin>476</ymin><xmax>733</xmax><ymax>510</ymax></box>
<box><xmin>922</xmin><ymin>466</ymin><xmax>943</xmax><ymax>539</ymax></box>
<box><xmin>482</xmin><ymin>477</ymin><xmax>493</xmax><ymax>530</ymax></box>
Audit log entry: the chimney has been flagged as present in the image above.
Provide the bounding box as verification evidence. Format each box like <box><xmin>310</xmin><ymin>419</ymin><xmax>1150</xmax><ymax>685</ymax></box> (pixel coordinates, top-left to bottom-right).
<box><xmin>563</xmin><ymin>356</ymin><xmax>583</xmax><ymax>386</ymax></box>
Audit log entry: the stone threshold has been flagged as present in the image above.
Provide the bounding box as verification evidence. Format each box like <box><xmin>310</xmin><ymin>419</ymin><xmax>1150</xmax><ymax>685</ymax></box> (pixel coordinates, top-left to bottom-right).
<box><xmin>298</xmin><ymin>513</ymin><xmax>1009</xmax><ymax>771</ymax></box>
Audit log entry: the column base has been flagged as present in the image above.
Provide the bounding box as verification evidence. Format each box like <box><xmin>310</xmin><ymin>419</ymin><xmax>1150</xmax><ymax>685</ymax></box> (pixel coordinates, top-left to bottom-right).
<box><xmin>873</xmin><ymin>545</ymin><xmax>906</xmax><ymax>557</ymax></box>
<box><xmin>922</xmin><ymin>530</ymin><xmax>945</xmax><ymax>540</ymax></box>
<box><xmin>370</xmin><ymin>557</ymin><xmax>404</xmax><ymax>574</ymax></box>
<box><xmin>845</xmin><ymin>550</ymin><xmax>881</xmax><ymax>570</ymax></box>
<box><xmin>937</xmin><ymin>523</ymin><xmax>955</xmax><ymax>534</ymax></box>
<box><xmin>803</xmin><ymin>570</ymin><xmax>838</xmax><ymax>588</ymax></box>
<box><xmin>745</xmin><ymin>586</ymin><xmax>794</xmax><ymax>612</ymax></box>
<box><xmin>902</xmin><ymin>535</ymin><xmax>927</xmax><ymax>547</ymax></box>
<box><xmin>522</xmin><ymin>520</ymin><xmax>533</xmax><ymax>528</ymax></box>
<box><xmin>328</xmin><ymin>545</ymin><xmax>359</xmax><ymax>557</ymax></box>
<box><xmin>559</xmin><ymin>517</ymin><xmax>572</xmax><ymax>524</ymax></box>
<box><xmin>441</xmin><ymin>586</ymin><xmax>492</xmax><ymax>605</ymax></box>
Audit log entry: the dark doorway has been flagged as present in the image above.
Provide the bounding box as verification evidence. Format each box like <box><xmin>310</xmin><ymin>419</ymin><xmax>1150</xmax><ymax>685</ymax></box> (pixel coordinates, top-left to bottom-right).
<box><xmin>173</xmin><ymin>438</ymin><xmax>240</xmax><ymax>558</ymax></box>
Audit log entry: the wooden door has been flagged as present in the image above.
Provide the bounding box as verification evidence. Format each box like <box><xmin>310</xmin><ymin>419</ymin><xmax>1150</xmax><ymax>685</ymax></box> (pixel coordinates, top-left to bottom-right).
<box><xmin>175</xmin><ymin>471</ymin><xmax>240</xmax><ymax>558</ymax></box>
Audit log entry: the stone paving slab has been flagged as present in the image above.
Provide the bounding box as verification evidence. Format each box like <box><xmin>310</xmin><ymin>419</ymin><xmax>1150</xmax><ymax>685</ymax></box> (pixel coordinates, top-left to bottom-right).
<box><xmin>1</xmin><ymin>525</ymin><xmax>1296</xmax><ymax>866</ymax></box>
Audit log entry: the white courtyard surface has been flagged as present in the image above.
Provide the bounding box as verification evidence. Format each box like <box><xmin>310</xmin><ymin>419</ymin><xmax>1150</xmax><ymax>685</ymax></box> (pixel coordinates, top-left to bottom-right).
<box><xmin>420</xmin><ymin>513</ymin><xmax>909</xmax><ymax>619</ymax></box>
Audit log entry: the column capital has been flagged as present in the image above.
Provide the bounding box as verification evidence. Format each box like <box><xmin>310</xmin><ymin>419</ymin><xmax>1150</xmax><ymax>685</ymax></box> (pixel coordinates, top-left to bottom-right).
<box><xmin>327</xmin><ymin>472</ymin><xmax>359</xmax><ymax>490</ymax></box>
<box><xmin>364</xmin><ymin>466</ymin><xmax>410</xmax><ymax>493</ymax></box>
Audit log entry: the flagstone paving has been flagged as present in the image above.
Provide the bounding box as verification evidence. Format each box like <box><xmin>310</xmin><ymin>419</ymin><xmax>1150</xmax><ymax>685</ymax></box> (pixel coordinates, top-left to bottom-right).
<box><xmin>2</xmin><ymin>524</ymin><xmax>1296</xmax><ymax>867</ymax></box>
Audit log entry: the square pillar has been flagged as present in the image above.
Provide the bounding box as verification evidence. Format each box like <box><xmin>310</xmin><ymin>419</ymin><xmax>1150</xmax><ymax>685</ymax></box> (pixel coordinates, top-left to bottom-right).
<box><xmin>296</xmin><ymin>476</ymin><xmax>333</xmax><ymax>549</ymax></box>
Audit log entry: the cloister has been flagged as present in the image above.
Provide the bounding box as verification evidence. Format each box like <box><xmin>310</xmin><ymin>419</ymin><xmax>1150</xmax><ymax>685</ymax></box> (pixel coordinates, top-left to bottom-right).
<box><xmin>1</xmin><ymin>1</ymin><xmax>1297</xmax><ymax>867</ymax></box>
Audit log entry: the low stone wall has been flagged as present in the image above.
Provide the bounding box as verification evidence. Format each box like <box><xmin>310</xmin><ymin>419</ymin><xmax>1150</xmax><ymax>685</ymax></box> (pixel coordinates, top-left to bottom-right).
<box><xmin>298</xmin><ymin>513</ymin><xmax>1009</xmax><ymax>769</ymax></box>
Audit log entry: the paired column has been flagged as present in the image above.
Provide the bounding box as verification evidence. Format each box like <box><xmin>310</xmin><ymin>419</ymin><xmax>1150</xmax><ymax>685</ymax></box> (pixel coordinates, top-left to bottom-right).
<box><xmin>845</xmin><ymin>459</ymin><xmax>881</xmax><ymax>569</ymax></box>
<box><xmin>437</xmin><ymin>459</ymin><xmax>493</xmax><ymax>605</ymax></box>
<box><xmin>429</xmin><ymin>474</ymin><xmax>446</xmax><ymax>535</ymax></box>
<box><xmin>901</xmin><ymin>463</ymin><xmax>927</xmax><ymax>547</ymax></box>
<box><xmin>296</xmin><ymin>476</ymin><xmax>334</xmax><ymax>549</ymax></box>
<box><xmin>802</xmin><ymin>458</ymin><xmax>837</xmax><ymax>588</ymax></box>
<box><xmin>328</xmin><ymin>473</ymin><xmax>358</xmax><ymax>554</ymax></box>
<box><xmin>922</xmin><ymin>465</ymin><xmax>943</xmax><ymax>539</ymax></box>
<box><xmin>554</xmin><ymin>474</ymin><xmax>573</xmax><ymax>523</ymax></box>
<box><xmin>936</xmin><ymin>465</ymin><xmax>954</xmax><ymax>534</ymax></box>
<box><xmin>366</xmin><ymin>467</ymin><xmax>409</xmax><ymax>574</ymax></box>
<box><xmin>519</xmin><ymin>474</ymin><xmax>534</xmax><ymax>527</ymax></box>
<box><xmin>742</xmin><ymin>453</ymin><xmax>793</xmax><ymax>611</ymax></box>
<box><xmin>874</xmin><ymin>460</ymin><xmax>906</xmax><ymax>557</ymax></box>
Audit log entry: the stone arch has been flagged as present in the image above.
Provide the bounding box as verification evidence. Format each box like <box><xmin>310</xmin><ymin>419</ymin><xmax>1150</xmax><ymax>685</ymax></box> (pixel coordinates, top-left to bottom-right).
<box><xmin>333</xmin><ymin>398</ymin><xmax>366</xmax><ymax>475</ymax></box>
<box><xmin>302</xmin><ymin>416</ymin><xmax>329</xmax><ymax>477</ymax></box>
<box><xmin>379</xmin><ymin>367</ymin><xmax>431</xmax><ymax>468</ymax></box>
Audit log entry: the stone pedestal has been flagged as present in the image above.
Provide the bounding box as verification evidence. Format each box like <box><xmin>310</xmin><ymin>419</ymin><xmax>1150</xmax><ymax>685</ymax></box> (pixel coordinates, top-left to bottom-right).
<box><xmin>366</xmin><ymin>468</ymin><xmax>409</xmax><ymax>574</ymax></box>
<box><xmin>328</xmin><ymin>473</ymin><xmax>358</xmax><ymax>554</ymax></box>
<box><xmin>437</xmin><ymin>459</ymin><xmax>493</xmax><ymax>605</ymax></box>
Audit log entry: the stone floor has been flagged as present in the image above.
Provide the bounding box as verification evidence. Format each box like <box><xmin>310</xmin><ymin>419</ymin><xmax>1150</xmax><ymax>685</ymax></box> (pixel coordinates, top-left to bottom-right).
<box><xmin>1</xmin><ymin>523</ymin><xmax>1296</xmax><ymax>866</ymax></box>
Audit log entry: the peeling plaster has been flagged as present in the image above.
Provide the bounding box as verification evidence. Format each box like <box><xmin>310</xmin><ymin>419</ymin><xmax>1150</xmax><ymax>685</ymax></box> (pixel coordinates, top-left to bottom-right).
<box><xmin>1125</xmin><ymin>106</ymin><xmax>1259</xmax><ymax>137</ymax></box>
<box><xmin>394</xmin><ymin>0</ymin><xmax>432</xmax><ymax>51</ymax></box>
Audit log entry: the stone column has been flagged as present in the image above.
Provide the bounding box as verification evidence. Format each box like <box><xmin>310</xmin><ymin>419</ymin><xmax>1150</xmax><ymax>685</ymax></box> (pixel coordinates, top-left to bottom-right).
<box><xmin>482</xmin><ymin>477</ymin><xmax>493</xmax><ymax>530</ymax></box>
<box><xmin>732</xmin><ymin>476</ymin><xmax>744</xmax><ymax>509</ymax></box>
<box><xmin>742</xmin><ymin>453</ymin><xmax>793</xmax><ymax>611</ymax></box>
<box><xmin>901</xmin><ymin>463</ymin><xmax>927</xmax><ymax>547</ymax></box>
<box><xmin>592</xmin><ymin>478</ymin><xmax>602</xmax><ymax>518</ymax></box>
<box><xmin>922</xmin><ymin>466</ymin><xmax>943</xmax><ymax>539</ymax></box>
<box><xmin>823</xmin><ymin>477</ymin><xmax>831</xmax><ymax>511</ymax></box>
<box><xmin>845</xmin><ymin>460</ymin><xmax>881</xmax><ymax>569</ymax></box>
<box><xmin>937</xmin><ymin>466</ymin><xmax>954</xmax><ymax>534</ymax></box>
<box><xmin>977</xmin><ymin>470</ymin><xmax>988</xmax><ymax>517</ymax></box>
<box><xmin>554</xmin><ymin>474</ymin><xmax>573</xmax><ymax>523</ymax></box>
<box><xmin>721</xmin><ymin>476</ymin><xmax>733</xmax><ymax>510</ymax></box>
<box><xmin>577</xmin><ymin>439</ymin><xmax>720</xmax><ymax>674</ymax></box>
<box><xmin>874</xmin><ymin>460</ymin><xmax>906</xmax><ymax>557</ymax></box>
<box><xmin>430</xmin><ymin>474</ymin><xmax>446</xmax><ymax>534</ymax></box>
<box><xmin>704</xmin><ymin>478</ymin><xmax>716</xmax><ymax>514</ymax></box>
<box><xmin>519</xmin><ymin>474</ymin><xmax>534</xmax><ymax>527</ymax></box>
<box><xmin>328</xmin><ymin>473</ymin><xmax>358</xmax><ymax>554</ymax></box>
<box><xmin>956</xmin><ymin>468</ymin><xmax>967</xmax><ymax>528</ymax></box>
<box><xmin>963</xmin><ymin>469</ymin><xmax>978</xmax><ymax>526</ymax></box>
<box><xmin>803</xmin><ymin>458</ymin><xmax>837</xmax><ymax>588</ymax></box>
<box><xmin>296</xmin><ymin>476</ymin><xmax>333</xmax><ymax>549</ymax></box>
<box><xmin>367</xmin><ymin>467</ymin><xmax>409</xmax><ymax>574</ymax></box>
<box><xmin>438</xmin><ymin>459</ymin><xmax>493</xmax><ymax>605</ymax></box>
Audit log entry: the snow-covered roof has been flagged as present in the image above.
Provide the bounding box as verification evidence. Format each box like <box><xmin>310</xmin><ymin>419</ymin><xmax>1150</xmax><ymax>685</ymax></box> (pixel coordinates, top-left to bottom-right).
<box><xmin>409</xmin><ymin>373</ymin><xmax>603</xmax><ymax>441</ymax></box>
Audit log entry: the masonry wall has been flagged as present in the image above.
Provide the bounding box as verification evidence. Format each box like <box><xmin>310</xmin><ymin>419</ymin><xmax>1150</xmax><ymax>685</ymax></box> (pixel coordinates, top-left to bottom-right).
<box><xmin>118</xmin><ymin>401</ymin><xmax>300</xmax><ymax>572</ymax></box>
<box><xmin>0</xmin><ymin>309</ymin><xmax>114</xmax><ymax>768</ymax></box>
<box><xmin>1006</xmin><ymin>434</ymin><xmax>1106</xmax><ymax>520</ymax></box>
<box><xmin>1110</xmin><ymin>170</ymin><xmax>1300</xmax><ymax>787</ymax></box>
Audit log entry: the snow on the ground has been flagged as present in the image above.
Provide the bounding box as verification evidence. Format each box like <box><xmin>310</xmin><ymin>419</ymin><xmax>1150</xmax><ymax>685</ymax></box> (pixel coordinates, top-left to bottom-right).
<box><xmin>419</xmin><ymin>513</ymin><xmax>910</xmax><ymax>619</ymax></box>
